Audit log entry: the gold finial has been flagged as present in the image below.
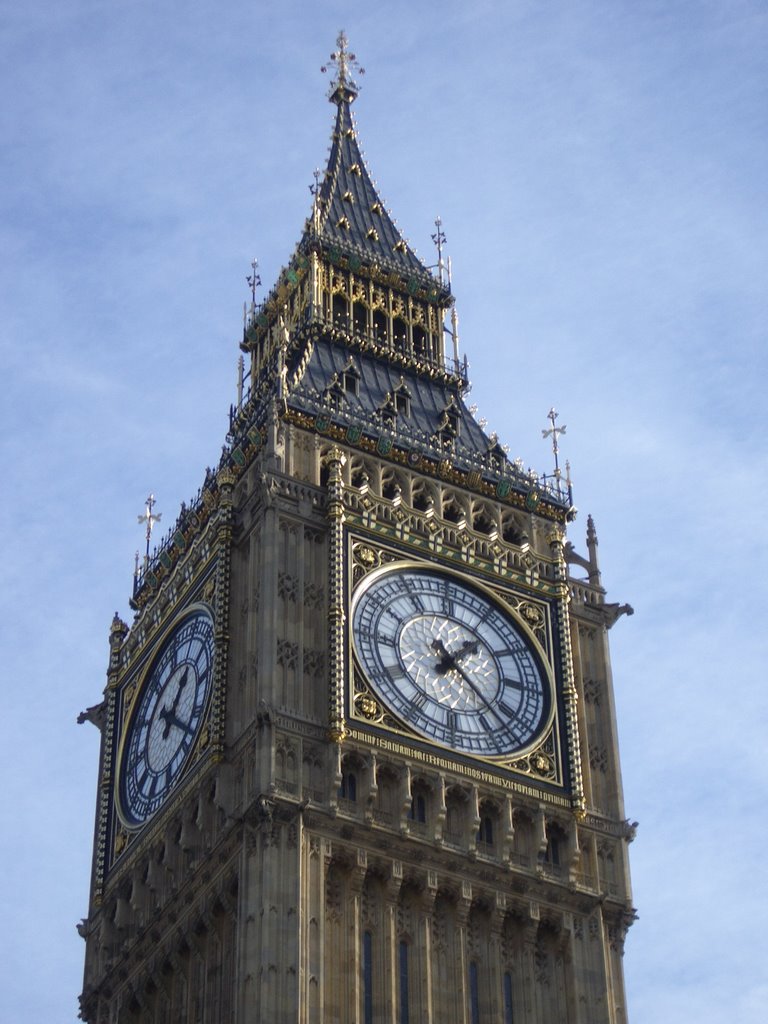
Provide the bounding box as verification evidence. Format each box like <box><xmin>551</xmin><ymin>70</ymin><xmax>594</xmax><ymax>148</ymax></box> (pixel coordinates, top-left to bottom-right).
<box><xmin>321</xmin><ymin>31</ymin><xmax>365</xmax><ymax>103</ymax></box>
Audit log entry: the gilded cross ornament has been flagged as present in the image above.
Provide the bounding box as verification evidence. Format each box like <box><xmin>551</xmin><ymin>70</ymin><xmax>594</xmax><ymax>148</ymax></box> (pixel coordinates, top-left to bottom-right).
<box><xmin>321</xmin><ymin>30</ymin><xmax>365</xmax><ymax>95</ymax></box>
<box><xmin>542</xmin><ymin>408</ymin><xmax>567</xmax><ymax>498</ymax></box>
<box><xmin>246</xmin><ymin>258</ymin><xmax>261</xmax><ymax>307</ymax></box>
<box><xmin>431</xmin><ymin>216</ymin><xmax>447</xmax><ymax>285</ymax></box>
<box><xmin>137</xmin><ymin>493</ymin><xmax>162</xmax><ymax>566</ymax></box>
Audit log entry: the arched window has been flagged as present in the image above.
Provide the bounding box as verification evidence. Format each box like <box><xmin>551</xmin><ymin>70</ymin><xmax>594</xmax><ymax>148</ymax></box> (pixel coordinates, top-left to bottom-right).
<box><xmin>341</xmin><ymin>357</ymin><xmax>361</xmax><ymax>396</ymax></box>
<box><xmin>332</xmin><ymin>293</ymin><xmax>348</xmax><ymax>327</ymax></box>
<box><xmin>339</xmin><ymin>769</ymin><xmax>357</xmax><ymax>802</ymax></box>
<box><xmin>352</xmin><ymin>301</ymin><xmax>367</xmax><ymax>336</ymax></box>
<box><xmin>350</xmin><ymin>457</ymin><xmax>370</xmax><ymax>490</ymax></box>
<box><xmin>392</xmin><ymin>317</ymin><xmax>407</xmax><ymax>352</ymax></box>
<box><xmin>375</xmin><ymin>767</ymin><xmax>399</xmax><ymax>825</ymax></box>
<box><xmin>412</xmin><ymin>483</ymin><xmax>432</xmax><ymax>512</ymax></box>
<box><xmin>544</xmin><ymin>823</ymin><xmax>566</xmax><ymax>869</ymax></box>
<box><xmin>473</xmin><ymin>506</ymin><xmax>496</xmax><ymax>536</ymax></box>
<box><xmin>393</xmin><ymin>378</ymin><xmax>412</xmax><ymax>417</ymax></box>
<box><xmin>399</xmin><ymin>941</ymin><xmax>410</xmax><ymax>1024</ymax></box>
<box><xmin>408</xmin><ymin>791</ymin><xmax>427</xmax><ymax>824</ymax></box>
<box><xmin>381</xmin><ymin>469</ymin><xmax>402</xmax><ymax>501</ymax></box>
<box><xmin>503</xmin><ymin>972</ymin><xmax>515</xmax><ymax>1023</ymax></box>
<box><xmin>502</xmin><ymin>513</ymin><xmax>524</xmax><ymax>547</ymax></box>
<box><xmin>511</xmin><ymin>810</ymin><xmax>533</xmax><ymax>867</ymax></box>
<box><xmin>412</xmin><ymin>324</ymin><xmax>427</xmax><ymax>357</ymax></box>
<box><xmin>546</xmin><ymin>832</ymin><xmax>560</xmax><ymax>866</ymax></box>
<box><xmin>363</xmin><ymin>931</ymin><xmax>373</xmax><ymax>1024</ymax></box>
<box><xmin>373</xmin><ymin>309</ymin><xmax>387</xmax><ymax>343</ymax></box>
<box><xmin>478</xmin><ymin>813</ymin><xmax>494</xmax><ymax>846</ymax></box>
<box><xmin>445</xmin><ymin>790</ymin><xmax>465</xmax><ymax>845</ymax></box>
<box><xmin>443</xmin><ymin>497</ymin><xmax>465</xmax><ymax>524</ymax></box>
<box><xmin>469</xmin><ymin>961</ymin><xmax>480</xmax><ymax>1024</ymax></box>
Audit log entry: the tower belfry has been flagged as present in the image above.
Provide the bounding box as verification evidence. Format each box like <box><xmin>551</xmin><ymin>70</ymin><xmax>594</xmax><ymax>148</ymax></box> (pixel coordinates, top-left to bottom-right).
<box><xmin>80</xmin><ymin>34</ymin><xmax>635</xmax><ymax>1024</ymax></box>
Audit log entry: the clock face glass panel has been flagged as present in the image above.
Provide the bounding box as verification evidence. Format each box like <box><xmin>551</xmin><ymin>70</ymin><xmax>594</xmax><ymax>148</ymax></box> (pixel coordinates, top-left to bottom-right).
<box><xmin>119</xmin><ymin>608</ymin><xmax>214</xmax><ymax>827</ymax></box>
<box><xmin>351</xmin><ymin>566</ymin><xmax>550</xmax><ymax>757</ymax></box>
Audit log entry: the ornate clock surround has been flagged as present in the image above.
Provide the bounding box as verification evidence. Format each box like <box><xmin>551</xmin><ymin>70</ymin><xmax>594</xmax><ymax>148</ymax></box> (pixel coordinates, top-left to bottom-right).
<box><xmin>115</xmin><ymin>603</ymin><xmax>216</xmax><ymax>829</ymax></box>
<box><xmin>345</xmin><ymin>530</ymin><xmax>569</xmax><ymax>792</ymax></box>
<box><xmin>102</xmin><ymin>550</ymin><xmax>226</xmax><ymax>875</ymax></box>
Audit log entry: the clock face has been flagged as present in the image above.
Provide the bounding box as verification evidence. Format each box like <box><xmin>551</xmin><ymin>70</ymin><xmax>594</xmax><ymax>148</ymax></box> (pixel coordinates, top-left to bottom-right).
<box><xmin>351</xmin><ymin>566</ymin><xmax>550</xmax><ymax>757</ymax></box>
<box><xmin>118</xmin><ymin>608</ymin><xmax>214</xmax><ymax>827</ymax></box>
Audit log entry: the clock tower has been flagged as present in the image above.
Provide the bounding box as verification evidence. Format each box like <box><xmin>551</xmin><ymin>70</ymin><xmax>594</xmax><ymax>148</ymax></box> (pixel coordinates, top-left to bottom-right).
<box><xmin>80</xmin><ymin>33</ymin><xmax>636</xmax><ymax>1024</ymax></box>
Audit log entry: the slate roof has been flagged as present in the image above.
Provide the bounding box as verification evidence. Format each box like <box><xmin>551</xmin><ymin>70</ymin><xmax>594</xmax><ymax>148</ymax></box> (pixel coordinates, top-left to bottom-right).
<box><xmin>305</xmin><ymin>81</ymin><xmax>439</xmax><ymax>288</ymax></box>
<box><xmin>287</xmin><ymin>336</ymin><xmax>504</xmax><ymax>473</ymax></box>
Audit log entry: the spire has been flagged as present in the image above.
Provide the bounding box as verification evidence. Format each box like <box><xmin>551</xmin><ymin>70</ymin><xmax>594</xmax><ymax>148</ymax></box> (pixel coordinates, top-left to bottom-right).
<box><xmin>310</xmin><ymin>32</ymin><xmax>443</xmax><ymax>289</ymax></box>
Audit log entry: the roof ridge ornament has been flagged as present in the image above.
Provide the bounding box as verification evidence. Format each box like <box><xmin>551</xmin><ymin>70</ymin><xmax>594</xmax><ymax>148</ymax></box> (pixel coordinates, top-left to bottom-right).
<box><xmin>431</xmin><ymin>217</ymin><xmax>448</xmax><ymax>286</ymax></box>
<box><xmin>137</xmin><ymin>493</ymin><xmax>162</xmax><ymax>565</ymax></box>
<box><xmin>321</xmin><ymin>30</ymin><xmax>365</xmax><ymax>105</ymax></box>
<box><xmin>542</xmin><ymin>408</ymin><xmax>574</xmax><ymax>508</ymax></box>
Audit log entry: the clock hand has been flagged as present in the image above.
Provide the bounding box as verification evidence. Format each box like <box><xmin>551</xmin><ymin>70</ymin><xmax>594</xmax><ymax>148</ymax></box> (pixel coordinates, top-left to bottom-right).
<box><xmin>158</xmin><ymin>707</ymin><xmax>196</xmax><ymax>739</ymax></box>
<box><xmin>453</xmin><ymin>639</ymin><xmax>480</xmax><ymax>663</ymax></box>
<box><xmin>448</xmin><ymin>659</ymin><xmax>494</xmax><ymax>711</ymax></box>
<box><xmin>430</xmin><ymin>637</ymin><xmax>456</xmax><ymax>674</ymax></box>
<box><xmin>430</xmin><ymin>637</ymin><xmax>487</xmax><ymax>706</ymax></box>
<box><xmin>431</xmin><ymin>637</ymin><xmax>480</xmax><ymax>674</ymax></box>
<box><xmin>168</xmin><ymin>666</ymin><xmax>189</xmax><ymax>713</ymax></box>
<box><xmin>161</xmin><ymin>667</ymin><xmax>190</xmax><ymax>739</ymax></box>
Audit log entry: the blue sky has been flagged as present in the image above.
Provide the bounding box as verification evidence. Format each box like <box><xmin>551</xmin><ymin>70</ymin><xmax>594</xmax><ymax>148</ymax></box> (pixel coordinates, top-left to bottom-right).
<box><xmin>1</xmin><ymin>1</ymin><xmax>766</xmax><ymax>1020</ymax></box>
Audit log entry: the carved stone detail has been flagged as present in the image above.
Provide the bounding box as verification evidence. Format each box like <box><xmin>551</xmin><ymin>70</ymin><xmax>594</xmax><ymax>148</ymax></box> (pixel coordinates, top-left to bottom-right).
<box><xmin>583</xmin><ymin>677</ymin><xmax>602</xmax><ymax>705</ymax></box>
<box><xmin>303</xmin><ymin>649</ymin><xmax>326</xmax><ymax>680</ymax></box>
<box><xmin>276</xmin><ymin>640</ymin><xmax>299</xmax><ymax>669</ymax></box>
<box><xmin>278</xmin><ymin>572</ymin><xmax>298</xmax><ymax>602</ymax></box>
<box><xmin>303</xmin><ymin>581</ymin><xmax>325</xmax><ymax>609</ymax></box>
<box><xmin>589</xmin><ymin>745</ymin><xmax>608</xmax><ymax>773</ymax></box>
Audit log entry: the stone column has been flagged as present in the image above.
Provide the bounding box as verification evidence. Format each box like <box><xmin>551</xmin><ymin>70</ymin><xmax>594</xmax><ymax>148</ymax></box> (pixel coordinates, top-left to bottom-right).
<box><xmin>324</xmin><ymin>447</ymin><xmax>347</xmax><ymax>742</ymax></box>
<box><xmin>549</xmin><ymin>525</ymin><xmax>585</xmax><ymax>817</ymax></box>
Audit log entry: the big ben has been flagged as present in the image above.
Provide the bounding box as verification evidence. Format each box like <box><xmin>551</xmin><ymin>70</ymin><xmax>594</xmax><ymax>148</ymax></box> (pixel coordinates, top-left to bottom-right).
<box><xmin>80</xmin><ymin>32</ymin><xmax>636</xmax><ymax>1023</ymax></box>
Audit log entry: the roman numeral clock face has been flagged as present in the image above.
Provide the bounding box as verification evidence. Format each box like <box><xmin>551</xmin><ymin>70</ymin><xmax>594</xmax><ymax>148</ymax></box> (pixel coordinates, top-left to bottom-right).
<box><xmin>118</xmin><ymin>608</ymin><xmax>214</xmax><ymax>827</ymax></box>
<box><xmin>351</xmin><ymin>566</ymin><xmax>552</xmax><ymax>757</ymax></box>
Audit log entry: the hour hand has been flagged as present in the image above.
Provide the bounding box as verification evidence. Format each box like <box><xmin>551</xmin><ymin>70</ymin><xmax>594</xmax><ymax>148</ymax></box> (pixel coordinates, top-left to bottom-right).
<box><xmin>454</xmin><ymin>639</ymin><xmax>479</xmax><ymax>662</ymax></box>
<box><xmin>430</xmin><ymin>638</ymin><xmax>455</xmax><ymax>674</ymax></box>
<box><xmin>159</xmin><ymin>706</ymin><xmax>194</xmax><ymax>739</ymax></box>
<box><xmin>168</xmin><ymin>667</ymin><xmax>189</xmax><ymax>715</ymax></box>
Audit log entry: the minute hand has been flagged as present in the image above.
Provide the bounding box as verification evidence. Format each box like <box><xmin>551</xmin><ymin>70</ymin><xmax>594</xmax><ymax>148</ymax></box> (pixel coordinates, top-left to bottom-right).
<box><xmin>158</xmin><ymin>707</ymin><xmax>196</xmax><ymax>737</ymax></box>
<box><xmin>430</xmin><ymin>638</ymin><xmax>492</xmax><ymax>709</ymax></box>
<box><xmin>448</xmin><ymin>659</ymin><xmax>496</xmax><ymax>713</ymax></box>
<box><xmin>161</xmin><ymin>667</ymin><xmax>189</xmax><ymax>739</ymax></box>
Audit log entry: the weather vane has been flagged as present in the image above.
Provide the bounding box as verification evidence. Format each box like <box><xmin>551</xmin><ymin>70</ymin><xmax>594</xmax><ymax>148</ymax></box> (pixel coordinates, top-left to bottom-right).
<box><xmin>137</xmin><ymin>493</ymin><xmax>162</xmax><ymax>567</ymax></box>
<box><xmin>542</xmin><ymin>408</ymin><xmax>566</xmax><ymax>492</ymax></box>
<box><xmin>321</xmin><ymin>30</ymin><xmax>365</xmax><ymax>91</ymax></box>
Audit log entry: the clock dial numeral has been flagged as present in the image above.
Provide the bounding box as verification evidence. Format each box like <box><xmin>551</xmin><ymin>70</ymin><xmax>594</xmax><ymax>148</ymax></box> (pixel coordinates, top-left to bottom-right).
<box><xmin>352</xmin><ymin>567</ymin><xmax>550</xmax><ymax>757</ymax></box>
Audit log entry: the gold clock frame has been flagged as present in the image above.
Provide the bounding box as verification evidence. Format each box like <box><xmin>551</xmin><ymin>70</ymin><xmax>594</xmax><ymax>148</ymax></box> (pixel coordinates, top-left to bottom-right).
<box><xmin>346</xmin><ymin>535</ymin><xmax>565</xmax><ymax>786</ymax></box>
<box><xmin>114</xmin><ymin>602</ymin><xmax>216</xmax><ymax>831</ymax></box>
